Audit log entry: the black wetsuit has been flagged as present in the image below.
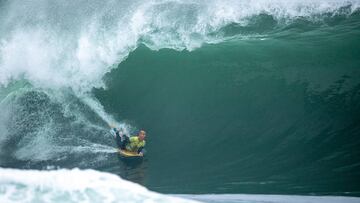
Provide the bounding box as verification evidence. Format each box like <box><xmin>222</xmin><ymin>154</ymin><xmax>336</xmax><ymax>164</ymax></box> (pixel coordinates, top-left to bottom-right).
<box><xmin>114</xmin><ymin>129</ymin><xmax>129</xmax><ymax>150</ymax></box>
<box><xmin>114</xmin><ymin>129</ymin><xmax>145</xmax><ymax>154</ymax></box>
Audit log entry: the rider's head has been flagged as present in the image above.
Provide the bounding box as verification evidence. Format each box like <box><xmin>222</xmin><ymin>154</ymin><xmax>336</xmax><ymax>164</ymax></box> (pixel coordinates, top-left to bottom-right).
<box><xmin>138</xmin><ymin>130</ymin><xmax>146</xmax><ymax>141</ymax></box>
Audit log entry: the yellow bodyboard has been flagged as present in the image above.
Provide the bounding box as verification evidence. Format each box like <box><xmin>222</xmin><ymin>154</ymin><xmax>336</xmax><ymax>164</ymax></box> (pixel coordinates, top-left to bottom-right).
<box><xmin>118</xmin><ymin>149</ymin><xmax>142</xmax><ymax>157</ymax></box>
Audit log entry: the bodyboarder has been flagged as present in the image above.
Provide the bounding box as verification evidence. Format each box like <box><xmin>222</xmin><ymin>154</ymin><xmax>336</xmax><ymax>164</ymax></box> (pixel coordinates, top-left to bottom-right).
<box><xmin>114</xmin><ymin>128</ymin><xmax>146</xmax><ymax>156</ymax></box>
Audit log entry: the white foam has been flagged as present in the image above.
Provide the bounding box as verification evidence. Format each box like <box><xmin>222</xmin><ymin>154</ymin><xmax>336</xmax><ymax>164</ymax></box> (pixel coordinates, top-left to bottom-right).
<box><xmin>1</xmin><ymin>167</ymin><xmax>359</xmax><ymax>203</ymax></box>
<box><xmin>0</xmin><ymin>0</ymin><xmax>359</xmax><ymax>93</ymax></box>
<box><xmin>0</xmin><ymin>167</ymin><xmax>198</xmax><ymax>203</ymax></box>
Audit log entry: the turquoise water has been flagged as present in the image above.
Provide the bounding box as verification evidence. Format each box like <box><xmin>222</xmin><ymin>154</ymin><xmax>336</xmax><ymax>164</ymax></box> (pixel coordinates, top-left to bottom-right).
<box><xmin>0</xmin><ymin>0</ymin><xmax>360</xmax><ymax>199</ymax></box>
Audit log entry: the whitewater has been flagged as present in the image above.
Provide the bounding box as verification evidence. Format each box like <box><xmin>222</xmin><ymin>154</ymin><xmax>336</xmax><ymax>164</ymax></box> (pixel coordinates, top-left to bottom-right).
<box><xmin>1</xmin><ymin>168</ymin><xmax>359</xmax><ymax>203</ymax></box>
<box><xmin>1</xmin><ymin>0</ymin><xmax>359</xmax><ymax>91</ymax></box>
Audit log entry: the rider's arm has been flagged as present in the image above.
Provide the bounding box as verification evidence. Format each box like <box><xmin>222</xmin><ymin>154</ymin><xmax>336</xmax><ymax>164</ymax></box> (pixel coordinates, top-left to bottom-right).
<box><xmin>137</xmin><ymin>146</ymin><xmax>144</xmax><ymax>154</ymax></box>
<box><xmin>114</xmin><ymin>130</ymin><xmax>122</xmax><ymax>148</ymax></box>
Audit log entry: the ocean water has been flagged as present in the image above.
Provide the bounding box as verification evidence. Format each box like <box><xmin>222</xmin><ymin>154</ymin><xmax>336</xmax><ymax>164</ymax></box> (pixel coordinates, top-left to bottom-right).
<box><xmin>0</xmin><ymin>0</ymin><xmax>360</xmax><ymax>202</ymax></box>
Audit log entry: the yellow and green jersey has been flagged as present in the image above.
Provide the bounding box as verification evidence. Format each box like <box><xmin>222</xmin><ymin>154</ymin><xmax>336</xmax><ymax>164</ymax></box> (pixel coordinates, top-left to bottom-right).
<box><xmin>126</xmin><ymin>136</ymin><xmax>145</xmax><ymax>152</ymax></box>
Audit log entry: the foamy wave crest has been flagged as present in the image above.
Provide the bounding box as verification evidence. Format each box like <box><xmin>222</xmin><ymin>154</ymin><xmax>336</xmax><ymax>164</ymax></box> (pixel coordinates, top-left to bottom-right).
<box><xmin>0</xmin><ymin>0</ymin><xmax>359</xmax><ymax>92</ymax></box>
<box><xmin>0</xmin><ymin>167</ymin><xmax>197</xmax><ymax>203</ymax></box>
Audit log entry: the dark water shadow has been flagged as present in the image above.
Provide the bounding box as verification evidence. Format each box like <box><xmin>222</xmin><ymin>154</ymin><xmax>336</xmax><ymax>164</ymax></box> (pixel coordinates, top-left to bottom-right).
<box><xmin>115</xmin><ymin>155</ymin><xmax>148</xmax><ymax>185</ymax></box>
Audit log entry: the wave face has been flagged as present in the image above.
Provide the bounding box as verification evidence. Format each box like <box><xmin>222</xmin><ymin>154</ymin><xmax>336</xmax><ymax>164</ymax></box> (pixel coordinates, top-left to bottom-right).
<box><xmin>0</xmin><ymin>0</ymin><xmax>360</xmax><ymax>196</ymax></box>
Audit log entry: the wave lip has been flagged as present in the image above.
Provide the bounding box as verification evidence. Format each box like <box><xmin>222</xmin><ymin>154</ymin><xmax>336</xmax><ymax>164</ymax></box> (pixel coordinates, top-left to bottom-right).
<box><xmin>0</xmin><ymin>0</ymin><xmax>359</xmax><ymax>93</ymax></box>
<box><xmin>0</xmin><ymin>167</ymin><xmax>198</xmax><ymax>203</ymax></box>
